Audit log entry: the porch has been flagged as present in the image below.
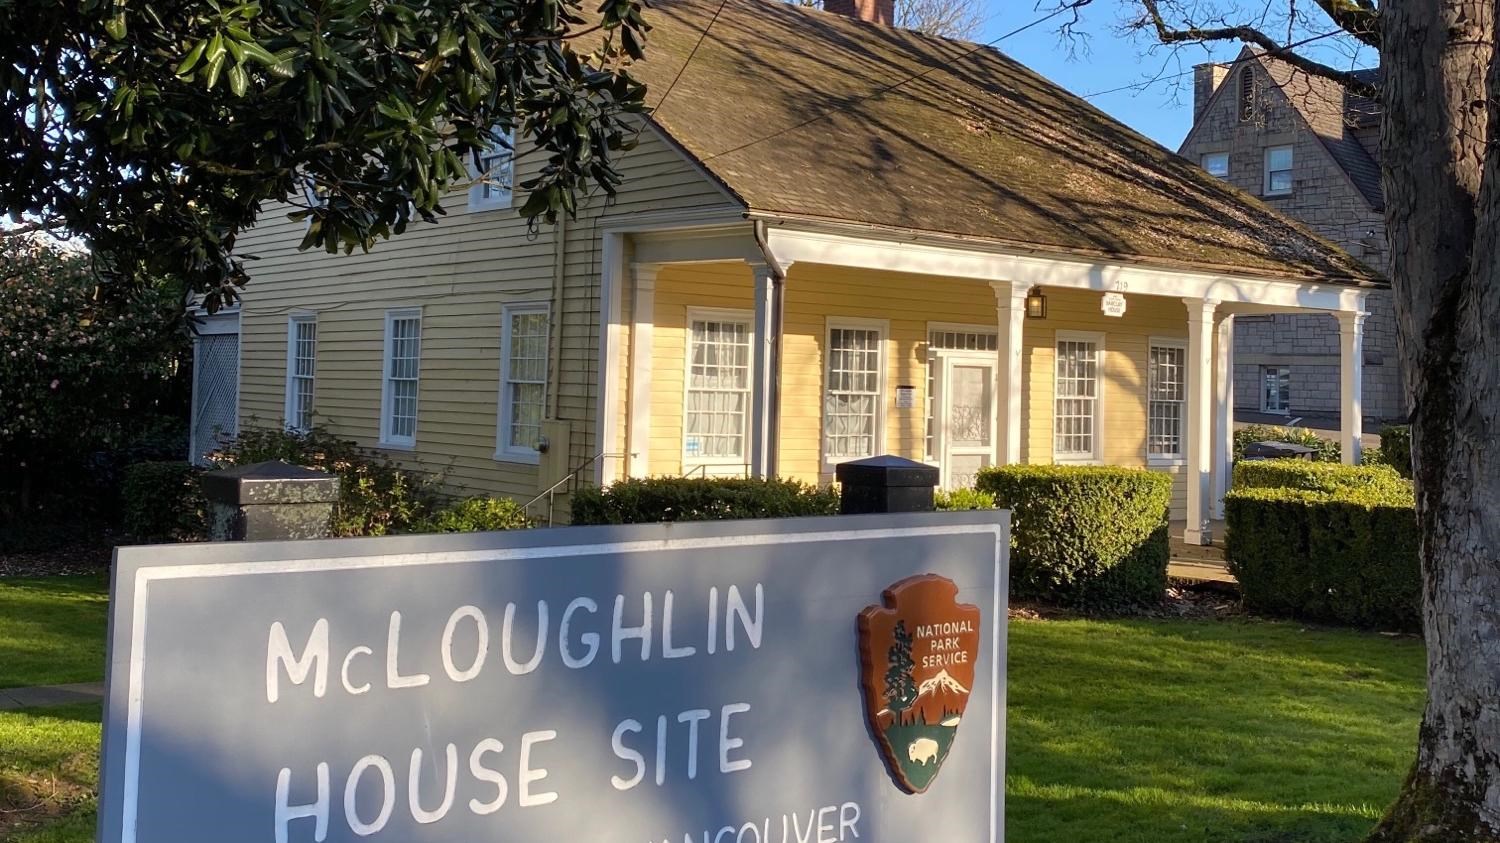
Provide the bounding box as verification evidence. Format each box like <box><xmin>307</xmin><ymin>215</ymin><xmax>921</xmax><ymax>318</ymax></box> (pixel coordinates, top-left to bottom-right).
<box><xmin>596</xmin><ymin>221</ymin><xmax>1372</xmax><ymax>547</ymax></box>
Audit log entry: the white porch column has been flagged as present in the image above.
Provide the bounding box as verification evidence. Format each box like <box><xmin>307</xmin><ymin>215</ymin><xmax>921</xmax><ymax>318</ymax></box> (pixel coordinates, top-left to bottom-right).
<box><xmin>626</xmin><ymin>263</ymin><xmax>659</xmax><ymax>478</ymax></box>
<box><xmin>748</xmin><ymin>262</ymin><xmax>777</xmax><ymax>479</ymax></box>
<box><xmin>1338</xmin><ymin>310</ymin><xmax>1366</xmax><ymax>465</ymax></box>
<box><xmin>1211</xmin><ymin>314</ymin><xmax>1234</xmax><ymax>520</ymax></box>
<box><xmin>1183</xmin><ymin>298</ymin><xmax>1220</xmax><ymax>545</ymax></box>
<box><xmin>991</xmin><ymin>282</ymin><xmax>1028</xmax><ymax>465</ymax></box>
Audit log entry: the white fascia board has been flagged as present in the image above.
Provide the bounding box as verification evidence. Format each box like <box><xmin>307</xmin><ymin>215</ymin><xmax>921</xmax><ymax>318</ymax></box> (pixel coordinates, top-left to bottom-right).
<box><xmin>762</xmin><ymin>225</ymin><xmax>1370</xmax><ymax>312</ymax></box>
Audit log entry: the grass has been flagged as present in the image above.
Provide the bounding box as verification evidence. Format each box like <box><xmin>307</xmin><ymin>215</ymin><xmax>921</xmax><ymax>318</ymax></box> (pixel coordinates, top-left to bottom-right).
<box><xmin>0</xmin><ymin>576</ymin><xmax>1426</xmax><ymax>842</ymax></box>
<box><xmin>0</xmin><ymin>576</ymin><xmax>108</xmax><ymax>689</ymax></box>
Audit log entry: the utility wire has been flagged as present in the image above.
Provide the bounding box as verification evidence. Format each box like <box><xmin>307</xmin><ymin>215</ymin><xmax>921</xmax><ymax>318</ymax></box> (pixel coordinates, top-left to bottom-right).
<box><xmin>1080</xmin><ymin>29</ymin><xmax>1346</xmax><ymax>99</ymax></box>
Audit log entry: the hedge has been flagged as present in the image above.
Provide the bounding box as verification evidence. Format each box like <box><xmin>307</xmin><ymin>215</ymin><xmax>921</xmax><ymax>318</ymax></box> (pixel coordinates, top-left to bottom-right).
<box><xmin>975</xmin><ymin>465</ymin><xmax>1171</xmax><ymax>609</ymax></box>
<box><xmin>935</xmin><ymin>488</ymin><xmax>997</xmax><ymax>511</ymax></box>
<box><xmin>570</xmin><ymin>477</ymin><xmax>839</xmax><ymax>525</ymax></box>
<box><xmin>421</xmin><ymin>497</ymin><xmax>533</xmax><ymax>532</ymax></box>
<box><xmin>121</xmin><ymin>461</ymin><xmax>209</xmax><ymax>543</ymax></box>
<box><xmin>1379</xmin><ymin>424</ymin><xmax>1413</xmax><ymax>478</ymax></box>
<box><xmin>1233</xmin><ymin>459</ymin><xmax>1409</xmax><ymax>496</ymax></box>
<box><xmin>1225</xmin><ymin>484</ymin><xmax>1419</xmax><ymax>630</ymax></box>
<box><xmin>1233</xmin><ymin>424</ymin><xmax>1340</xmax><ymax>463</ymax></box>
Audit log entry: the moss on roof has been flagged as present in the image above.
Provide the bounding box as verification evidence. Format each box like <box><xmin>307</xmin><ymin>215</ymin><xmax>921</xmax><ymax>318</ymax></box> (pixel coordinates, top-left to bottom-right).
<box><xmin>619</xmin><ymin>0</ymin><xmax>1381</xmax><ymax>285</ymax></box>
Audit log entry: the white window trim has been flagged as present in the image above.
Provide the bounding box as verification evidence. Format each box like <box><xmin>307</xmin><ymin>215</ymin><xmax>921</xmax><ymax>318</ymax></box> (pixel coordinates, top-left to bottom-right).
<box><xmin>681</xmin><ymin>307</ymin><xmax>756</xmax><ymax>472</ymax></box>
<box><xmin>468</xmin><ymin>127</ymin><xmax>515</xmax><ymax>211</ymax></box>
<box><xmin>283</xmin><ymin>313</ymin><xmax>317</xmax><ymax>434</ymax></box>
<box><xmin>822</xmin><ymin>316</ymin><xmax>889</xmax><ymax>471</ymax></box>
<box><xmin>495</xmin><ymin>302</ymin><xmax>550</xmax><ymax>465</ymax></box>
<box><xmin>1146</xmin><ymin>336</ymin><xmax>1187</xmax><ymax>466</ymax></box>
<box><xmin>1053</xmin><ymin>330</ymin><xmax>1105</xmax><ymax>465</ymax></box>
<box><xmin>1263</xmin><ymin>145</ymin><xmax>1294</xmax><ymax>196</ymax></box>
<box><xmin>379</xmin><ymin>307</ymin><xmax>422</xmax><ymax>449</ymax></box>
<box><xmin>1260</xmin><ymin>364</ymin><xmax>1292</xmax><ymax>415</ymax></box>
<box><xmin>1201</xmin><ymin>151</ymin><xmax>1229</xmax><ymax>180</ymax></box>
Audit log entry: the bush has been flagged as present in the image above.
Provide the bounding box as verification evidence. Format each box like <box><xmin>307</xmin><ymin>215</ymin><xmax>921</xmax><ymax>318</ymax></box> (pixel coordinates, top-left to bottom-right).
<box><xmin>1234</xmin><ymin>424</ymin><xmax>1340</xmax><ymax>463</ymax></box>
<box><xmin>570</xmin><ymin>477</ymin><xmax>839</xmax><ymax>525</ymax></box>
<box><xmin>422</xmin><ymin>497</ymin><xmax>533</xmax><ymax>533</ymax></box>
<box><xmin>213</xmin><ymin>427</ymin><xmax>441</xmax><ymax>537</ymax></box>
<box><xmin>935</xmin><ymin>488</ymin><xmax>997</xmax><ymax>511</ymax></box>
<box><xmin>975</xmin><ymin>465</ymin><xmax>1171</xmax><ymax>609</ymax></box>
<box><xmin>121</xmin><ymin>461</ymin><xmax>208</xmax><ymax>543</ymax></box>
<box><xmin>1225</xmin><ymin>484</ymin><xmax>1419</xmax><ymax>630</ymax></box>
<box><xmin>1233</xmin><ymin>459</ymin><xmax>1410</xmax><ymax>497</ymax></box>
<box><xmin>1379</xmin><ymin>424</ymin><xmax>1413</xmax><ymax>478</ymax></box>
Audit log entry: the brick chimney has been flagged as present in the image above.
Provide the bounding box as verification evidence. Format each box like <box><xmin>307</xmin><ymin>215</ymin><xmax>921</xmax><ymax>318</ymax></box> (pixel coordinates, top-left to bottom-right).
<box><xmin>1193</xmin><ymin>63</ymin><xmax>1230</xmax><ymax>120</ymax></box>
<box><xmin>824</xmin><ymin>0</ymin><xmax>894</xmax><ymax>24</ymax></box>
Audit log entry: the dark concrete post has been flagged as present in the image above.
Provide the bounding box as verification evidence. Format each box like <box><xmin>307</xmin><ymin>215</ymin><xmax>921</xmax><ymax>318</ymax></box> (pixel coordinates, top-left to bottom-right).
<box><xmin>834</xmin><ymin>455</ymin><xmax>940</xmax><ymax>515</ymax></box>
<box><xmin>200</xmin><ymin>461</ymin><xmax>341</xmax><ymax>541</ymax></box>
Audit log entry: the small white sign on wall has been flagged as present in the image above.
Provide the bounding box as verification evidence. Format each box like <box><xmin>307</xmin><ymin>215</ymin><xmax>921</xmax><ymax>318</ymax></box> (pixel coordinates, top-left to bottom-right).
<box><xmin>895</xmin><ymin>385</ymin><xmax>917</xmax><ymax>409</ymax></box>
<box><xmin>1101</xmin><ymin>292</ymin><xmax>1127</xmax><ymax>318</ymax></box>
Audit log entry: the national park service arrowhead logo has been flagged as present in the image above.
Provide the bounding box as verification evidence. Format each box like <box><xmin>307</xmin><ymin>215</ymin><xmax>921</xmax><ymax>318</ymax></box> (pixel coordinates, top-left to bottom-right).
<box><xmin>858</xmin><ymin>574</ymin><xmax>982</xmax><ymax>794</ymax></box>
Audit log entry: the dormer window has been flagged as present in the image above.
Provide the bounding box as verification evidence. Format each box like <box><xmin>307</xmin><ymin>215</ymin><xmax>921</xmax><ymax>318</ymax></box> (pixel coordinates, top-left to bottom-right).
<box><xmin>468</xmin><ymin>126</ymin><xmax>514</xmax><ymax>211</ymax></box>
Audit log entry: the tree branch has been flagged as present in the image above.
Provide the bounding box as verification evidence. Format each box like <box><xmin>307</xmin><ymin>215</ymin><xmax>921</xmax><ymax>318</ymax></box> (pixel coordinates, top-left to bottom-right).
<box><xmin>1305</xmin><ymin>0</ymin><xmax>1380</xmax><ymax>48</ymax></box>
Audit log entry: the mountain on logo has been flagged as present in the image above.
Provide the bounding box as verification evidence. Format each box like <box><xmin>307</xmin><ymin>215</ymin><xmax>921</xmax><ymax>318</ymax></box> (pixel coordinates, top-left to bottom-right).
<box><xmin>907</xmin><ymin>669</ymin><xmax>969</xmax><ymax>726</ymax></box>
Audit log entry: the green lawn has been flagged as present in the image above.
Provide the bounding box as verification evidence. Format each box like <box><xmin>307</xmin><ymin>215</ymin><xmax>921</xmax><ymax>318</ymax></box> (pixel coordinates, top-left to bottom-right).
<box><xmin>0</xmin><ymin>576</ymin><xmax>1426</xmax><ymax>843</ymax></box>
<box><xmin>0</xmin><ymin>576</ymin><xmax>109</xmax><ymax>689</ymax></box>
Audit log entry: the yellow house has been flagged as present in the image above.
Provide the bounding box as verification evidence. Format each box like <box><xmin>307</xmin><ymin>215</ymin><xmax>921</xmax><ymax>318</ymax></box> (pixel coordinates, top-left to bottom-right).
<box><xmin>204</xmin><ymin>0</ymin><xmax>1382</xmax><ymax>545</ymax></box>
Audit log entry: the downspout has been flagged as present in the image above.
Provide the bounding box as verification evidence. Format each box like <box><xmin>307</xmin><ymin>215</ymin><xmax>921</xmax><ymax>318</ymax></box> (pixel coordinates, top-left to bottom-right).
<box><xmin>752</xmin><ymin>220</ymin><xmax>786</xmax><ymax>478</ymax></box>
<box><xmin>548</xmin><ymin>215</ymin><xmax>566</xmax><ymax>420</ymax></box>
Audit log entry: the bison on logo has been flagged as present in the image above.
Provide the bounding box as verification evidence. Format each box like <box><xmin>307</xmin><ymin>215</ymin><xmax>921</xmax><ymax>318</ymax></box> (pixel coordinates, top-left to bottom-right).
<box><xmin>857</xmin><ymin>574</ymin><xmax>982</xmax><ymax>794</ymax></box>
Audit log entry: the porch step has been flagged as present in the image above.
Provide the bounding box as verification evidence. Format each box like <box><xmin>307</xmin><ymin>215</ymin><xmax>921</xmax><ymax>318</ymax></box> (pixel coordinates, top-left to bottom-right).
<box><xmin>1168</xmin><ymin>558</ymin><xmax>1237</xmax><ymax>584</ymax></box>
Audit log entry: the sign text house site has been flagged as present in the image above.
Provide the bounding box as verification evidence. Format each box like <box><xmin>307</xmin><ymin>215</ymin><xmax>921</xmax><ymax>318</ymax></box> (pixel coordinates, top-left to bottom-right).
<box><xmin>98</xmin><ymin>513</ymin><xmax>1009</xmax><ymax>842</ymax></box>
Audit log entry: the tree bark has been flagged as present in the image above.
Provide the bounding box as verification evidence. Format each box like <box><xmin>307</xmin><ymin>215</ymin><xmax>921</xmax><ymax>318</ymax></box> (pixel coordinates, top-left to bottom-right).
<box><xmin>1368</xmin><ymin>0</ymin><xmax>1500</xmax><ymax>838</ymax></box>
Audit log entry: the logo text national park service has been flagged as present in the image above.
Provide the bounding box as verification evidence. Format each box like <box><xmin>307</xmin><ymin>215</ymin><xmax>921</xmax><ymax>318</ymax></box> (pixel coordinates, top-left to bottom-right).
<box><xmin>857</xmin><ymin>574</ymin><xmax>982</xmax><ymax>794</ymax></box>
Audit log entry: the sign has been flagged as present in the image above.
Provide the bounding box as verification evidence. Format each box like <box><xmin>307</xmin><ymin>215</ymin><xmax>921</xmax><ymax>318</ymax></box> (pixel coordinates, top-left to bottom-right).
<box><xmin>895</xmin><ymin>385</ymin><xmax>917</xmax><ymax>409</ymax></box>
<box><xmin>100</xmin><ymin>512</ymin><xmax>1010</xmax><ymax>843</ymax></box>
<box><xmin>1101</xmin><ymin>292</ymin><xmax>1127</xmax><ymax>318</ymax></box>
<box><xmin>858</xmin><ymin>575</ymin><xmax>982</xmax><ymax>794</ymax></box>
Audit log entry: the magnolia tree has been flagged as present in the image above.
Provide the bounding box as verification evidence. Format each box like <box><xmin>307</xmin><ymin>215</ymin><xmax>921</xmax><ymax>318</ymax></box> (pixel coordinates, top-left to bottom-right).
<box><xmin>0</xmin><ymin>0</ymin><xmax>651</xmax><ymax>311</ymax></box>
<box><xmin>1077</xmin><ymin>0</ymin><xmax>1499</xmax><ymax>837</ymax></box>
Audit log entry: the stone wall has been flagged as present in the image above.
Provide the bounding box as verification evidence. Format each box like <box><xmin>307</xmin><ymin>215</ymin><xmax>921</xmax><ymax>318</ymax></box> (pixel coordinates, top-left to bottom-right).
<box><xmin>1180</xmin><ymin>59</ymin><xmax>1404</xmax><ymax>424</ymax></box>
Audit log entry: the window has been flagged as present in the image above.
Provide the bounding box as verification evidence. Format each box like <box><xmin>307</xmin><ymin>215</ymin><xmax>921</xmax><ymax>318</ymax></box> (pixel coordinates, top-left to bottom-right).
<box><xmin>468</xmin><ymin>126</ymin><xmax>514</xmax><ymax>210</ymax></box>
<box><xmin>1264</xmin><ymin>145</ymin><xmax>1294</xmax><ymax>195</ymax></box>
<box><xmin>684</xmin><ymin>312</ymin><xmax>753</xmax><ymax>465</ymax></box>
<box><xmin>380</xmin><ymin>309</ymin><xmax>422</xmax><ymax>447</ymax></box>
<box><xmin>1054</xmin><ymin>333</ymin><xmax>1102</xmax><ymax>461</ymax></box>
<box><xmin>1261</xmin><ymin>365</ymin><xmax>1291</xmax><ymax>414</ymax></box>
<box><xmin>1201</xmin><ymin>152</ymin><xmax>1229</xmax><ymax>180</ymax></box>
<box><xmin>1238</xmin><ymin>67</ymin><xmax>1255</xmax><ymax>122</ymax></box>
<box><xmin>1147</xmin><ymin>341</ymin><xmax>1186</xmax><ymax>461</ymax></box>
<box><xmin>284</xmin><ymin>314</ymin><xmax>317</xmax><ymax>432</ymax></box>
<box><xmin>498</xmin><ymin>304</ymin><xmax>549</xmax><ymax>462</ymax></box>
<box><xmin>824</xmin><ymin>321</ymin><xmax>885</xmax><ymax>464</ymax></box>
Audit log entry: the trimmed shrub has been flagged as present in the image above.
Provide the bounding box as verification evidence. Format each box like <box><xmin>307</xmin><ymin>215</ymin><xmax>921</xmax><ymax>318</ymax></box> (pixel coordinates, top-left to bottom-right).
<box><xmin>935</xmin><ymin>488</ymin><xmax>997</xmax><ymax>511</ymax></box>
<box><xmin>121</xmin><ymin>461</ymin><xmax>208</xmax><ymax>543</ymax></box>
<box><xmin>1379</xmin><ymin>424</ymin><xmax>1413</xmax><ymax>478</ymax></box>
<box><xmin>1233</xmin><ymin>424</ymin><xmax>1340</xmax><ymax>463</ymax></box>
<box><xmin>213</xmin><ymin>427</ymin><xmax>441</xmax><ymax>537</ymax></box>
<box><xmin>1233</xmin><ymin>459</ymin><xmax>1409</xmax><ymax>496</ymax></box>
<box><xmin>975</xmin><ymin>465</ymin><xmax>1171</xmax><ymax>609</ymax></box>
<box><xmin>1225</xmin><ymin>484</ymin><xmax>1419</xmax><ymax>630</ymax></box>
<box><xmin>570</xmin><ymin>477</ymin><xmax>839</xmax><ymax>525</ymax></box>
<box><xmin>422</xmin><ymin>497</ymin><xmax>533</xmax><ymax>533</ymax></box>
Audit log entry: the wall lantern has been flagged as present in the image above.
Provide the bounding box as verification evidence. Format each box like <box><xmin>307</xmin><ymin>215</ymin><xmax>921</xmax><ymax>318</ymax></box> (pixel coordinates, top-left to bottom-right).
<box><xmin>1025</xmin><ymin>287</ymin><xmax>1048</xmax><ymax>320</ymax></box>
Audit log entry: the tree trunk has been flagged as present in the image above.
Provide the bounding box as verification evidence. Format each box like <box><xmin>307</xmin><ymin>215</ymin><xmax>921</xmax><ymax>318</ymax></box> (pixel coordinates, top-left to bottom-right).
<box><xmin>1368</xmin><ymin>0</ymin><xmax>1500</xmax><ymax>839</ymax></box>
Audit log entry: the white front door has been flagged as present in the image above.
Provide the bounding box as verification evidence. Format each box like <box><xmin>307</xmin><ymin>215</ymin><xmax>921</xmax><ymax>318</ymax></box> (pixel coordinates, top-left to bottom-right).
<box><xmin>934</xmin><ymin>355</ymin><xmax>997</xmax><ymax>489</ymax></box>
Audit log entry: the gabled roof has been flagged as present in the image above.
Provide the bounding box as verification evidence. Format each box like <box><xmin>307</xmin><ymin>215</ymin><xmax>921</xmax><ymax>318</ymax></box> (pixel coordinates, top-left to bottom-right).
<box><xmin>1257</xmin><ymin>57</ymin><xmax>1384</xmax><ymax>211</ymax></box>
<box><xmin>623</xmin><ymin>0</ymin><xmax>1380</xmax><ymax>285</ymax></box>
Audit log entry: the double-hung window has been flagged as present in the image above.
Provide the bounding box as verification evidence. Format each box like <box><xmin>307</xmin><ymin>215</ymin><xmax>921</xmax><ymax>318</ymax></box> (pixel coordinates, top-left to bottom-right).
<box><xmin>1261</xmin><ymin>365</ymin><xmax>1291</xmax><ymax>414</ymax></box>
<box><xmin>497</xmin><ymin>304</ymin><xmax>549</xmax><ymax>462</ymax></box>
<box><xmin>1264</xmin><ymin>145</ymin><xmax>1294</xmax><ymax>195</ymax></box>
<box><xmin>468</xmin><ymin>126</ymin><xmax>515</xmax><ymax>211</ymax></box>
<box><xmin>684</xmin><ymin>312</ymin><xmax>753</xmax><ymax>467</ymax></box>
<box><xmin>1147</xmin><ymin>340</ymin><xmax>1187</xmax><ymax>461</ymax></box>
<box><xmin>284</xmin><ymin>314</ymin><xmax>317</xmax><ymax>432</ymax></box>
<box><xmin>824</xmin><ymin>321</ymin><xmax>885</xmax><ymax>465</ymax></box>
<box><xmin>380</xmin><ymin>309</ymin><xmax>422</xmax><ymax>447</ymax></box>
<box><xmin>1054</xmin><ymin>333</ymin><xmax>1102</xmax><ymax>462</ymax></box>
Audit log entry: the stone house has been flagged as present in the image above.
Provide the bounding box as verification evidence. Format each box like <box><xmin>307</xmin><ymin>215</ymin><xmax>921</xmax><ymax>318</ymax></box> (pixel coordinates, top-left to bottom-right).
<box><xmin>1179</xmin><ymin>52</ymin><xmax>1401</xmax><ymax>425</ymax></box>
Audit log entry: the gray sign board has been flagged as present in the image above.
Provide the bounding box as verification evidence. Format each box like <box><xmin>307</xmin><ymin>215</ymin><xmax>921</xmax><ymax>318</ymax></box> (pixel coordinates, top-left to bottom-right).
<box><xmin>99</xmin><ymin>511</ymin><xmax>1009</xmax><ymax>842</ymax></box>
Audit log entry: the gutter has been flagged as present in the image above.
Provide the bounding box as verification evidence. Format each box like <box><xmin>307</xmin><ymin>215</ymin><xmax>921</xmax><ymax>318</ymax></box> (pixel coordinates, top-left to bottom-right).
<box><xmin>752</xmin><ymin>219</ymin><xmax>786</xmax><ymax>479</ymax></box>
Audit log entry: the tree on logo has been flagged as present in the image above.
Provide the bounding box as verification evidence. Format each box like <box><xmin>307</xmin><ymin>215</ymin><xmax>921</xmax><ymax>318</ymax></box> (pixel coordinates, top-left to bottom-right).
<box><xmin>884</xmin><ymin>621</ymin><xmax>918</xmax><ymax>715</ymax></box>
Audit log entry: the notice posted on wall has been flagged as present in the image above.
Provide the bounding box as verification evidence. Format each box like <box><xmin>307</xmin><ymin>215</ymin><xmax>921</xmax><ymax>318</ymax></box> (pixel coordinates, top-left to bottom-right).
<box><xmin>98</xmin><ymin>512</ymin><xmax>1009</xmax><ymax>843</ymax></box>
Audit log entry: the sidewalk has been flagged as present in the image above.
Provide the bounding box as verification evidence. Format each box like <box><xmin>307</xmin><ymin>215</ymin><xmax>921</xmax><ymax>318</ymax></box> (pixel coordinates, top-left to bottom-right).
<box><xmin>0</xmin><ymin>682</ymin><xmax>105</xmax><ymax>711</ymax></box>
